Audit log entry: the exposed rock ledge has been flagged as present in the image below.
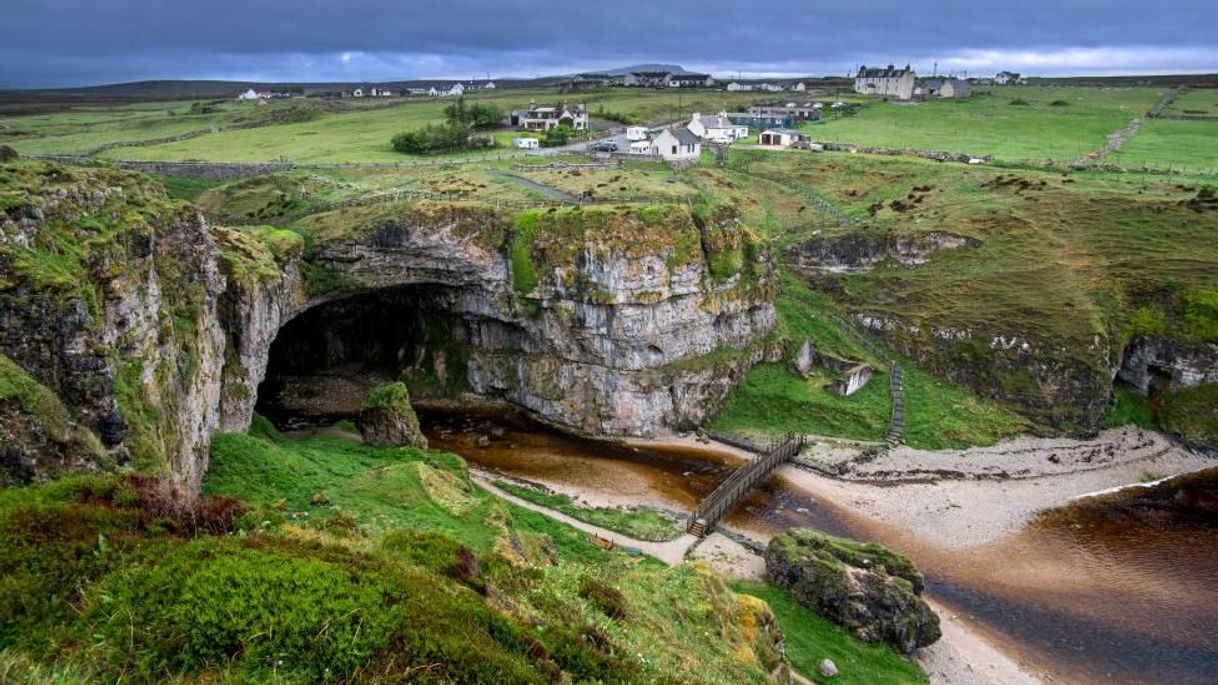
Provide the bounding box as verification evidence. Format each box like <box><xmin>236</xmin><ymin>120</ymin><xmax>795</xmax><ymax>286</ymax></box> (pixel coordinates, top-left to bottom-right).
<box><xmin>787</xmin><ymin>230</ymin><xmax>980</xmax><ymax>275</ymax></box>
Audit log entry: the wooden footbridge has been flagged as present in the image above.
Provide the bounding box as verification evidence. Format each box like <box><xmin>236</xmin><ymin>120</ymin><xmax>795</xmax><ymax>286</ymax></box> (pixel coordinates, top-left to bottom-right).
<box><xmin>687</xmin><ymin>433</ymin><xmax>806</xmax><ymax>537</ymax></box>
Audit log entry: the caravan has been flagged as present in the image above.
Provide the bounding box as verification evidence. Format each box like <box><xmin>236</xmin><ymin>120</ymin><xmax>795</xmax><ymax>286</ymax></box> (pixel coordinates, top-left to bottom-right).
<box><xmin>626</xmin><ymin>126</ymin><xmax>649</xmax><ymax>141</ymax></box>
<box><xmin>513</xmin><ymin>137</ymin><xmax>540</xmax><ymax>150</ymax></box>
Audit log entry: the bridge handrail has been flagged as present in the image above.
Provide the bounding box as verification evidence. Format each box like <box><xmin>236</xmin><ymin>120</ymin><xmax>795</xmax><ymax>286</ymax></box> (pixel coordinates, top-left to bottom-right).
<box><xmin>690</xmin><ymin>433</ymin><xmax>804</xmax><ymax>529</ymax></box>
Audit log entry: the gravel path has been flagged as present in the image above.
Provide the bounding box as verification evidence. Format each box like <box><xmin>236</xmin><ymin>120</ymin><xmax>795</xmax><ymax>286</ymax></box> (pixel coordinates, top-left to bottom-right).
<box><xmin>471</xmin><ymin>471</ymin><xmax>699</xmax><ymax>565</ymax></box>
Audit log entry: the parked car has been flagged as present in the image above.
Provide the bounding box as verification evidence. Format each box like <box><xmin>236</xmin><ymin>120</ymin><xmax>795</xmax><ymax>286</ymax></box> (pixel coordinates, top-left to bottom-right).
<box><xmin>588</xmin><ymin>140</ymin><xmax>618</xmax><ymax>152</ymax></box>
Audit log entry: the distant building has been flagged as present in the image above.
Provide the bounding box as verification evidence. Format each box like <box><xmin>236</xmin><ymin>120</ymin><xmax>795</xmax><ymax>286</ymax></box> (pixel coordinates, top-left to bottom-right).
<box><xmin>687</xmin><ymin>111</ymin><xmax>748</xmax><ymax>143</ymax></box>
<box><xmin>748</xmin><ymin>103</ymin><xmax>821</xmax><ymax>121</ymax></box>
<box><xmin>367</xmin><ymin>86</ymin><xmax>394</xmax><ymax>97</ymax></box>
<box><xmin>669</xmin><ymin>73</ymin><xmax>714</xmax><ymax>88</ymax></box>
<box><xmin>790</xmin><ymin>81</ymin><xmax>807</xmax><ymax>92</ymax></box>
<box><xmin>725</xmin><ymin>82</ymin><xmax>753</xmax><ymax>92</ymax></box>
<box><xmin>569</xmin><ymin>73</ymin><xmax>616</xmax><ymax>89</ymax></box>
<box><xmin>853</xmin><ymin>64</ymin><xmax>916</xmax><ymax>100</ymax></box>
<box><xmin>917</xmin><ymin>78</ymin><xmax>971</xmax><ymax>99</ymax></box>
<box><xmin>237</xmin><ymin>88</ymin><xmax>258</xmax><ymax>100</ymax></box>
<box><xmin>626</xmin><ymin>71</ymin><xmax>674</xmax><ymax>87</ymax></box>
<box><xmin>727</xmin><ymin>111</ymin><xmax>795</xmax><ymax>129</ymax></box>
<box><xmin>759</xmin><ymin>82</ymin><xmax>785</xmax><ymax>92</ymax></box>
<box><xmin>512</xmin><ymin>103</ymin><xmax>588</xmax><ymax>131</ymax></box>
<box><xmin>995</xmin><ymin>71</ymin><xmax>1023</xmax><ymax>85</ymax></box>
<box><xmin>513</xmin><ymin>137</ymin><xmax>540</xmax><ymax>149</ymax></box>
<box><xmin>649</xmin><ymin>127</ymin><xmax>702</xmax><ymax>161</ymax></box>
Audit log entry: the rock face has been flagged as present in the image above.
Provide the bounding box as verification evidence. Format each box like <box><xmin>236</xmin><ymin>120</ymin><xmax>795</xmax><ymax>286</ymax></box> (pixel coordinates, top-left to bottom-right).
<box><xmin>356</xmin><ymin>382</ymin><xmax>427</xmax><ymax>448</ymax></box>
<box><xmin>1</xmin><ymin>163</ymin><xmax>226</xmax><ymax>488</ymax></box>
<box><xmin>1117</xmin><ymin>336</ymin><xmax>1218</xmax><ymax>393</ymax></box>
<box><xmin>254</xmin><ymin>202</ymin><xmax>777</xmax><ymax>438</ymax></box>
<box><xmin>787</xmin><ymin>230</ymin><xmax>980</xmax><ymax>275</ymax></box>
<box><xmin>765</xmin><ymin>528</ymin><xmax>940</xmax><ymax>654</ymax></box>
<box><xmin>1</xmin><ymin>163</ymin><xmax>778</xmax><ymax>486</ymax></box>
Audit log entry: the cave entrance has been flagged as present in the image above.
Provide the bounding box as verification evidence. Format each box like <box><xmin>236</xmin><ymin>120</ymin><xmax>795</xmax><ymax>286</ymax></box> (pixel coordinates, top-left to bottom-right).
<box><xmin>254</xmin><ymin>284</ymin><xmax>493</xmax><ymax>430</ymax></box>
<box><xmin>1146</xmin><ymin>363</ymin><xmax>1173</xmax><ymax>418</ymax></box>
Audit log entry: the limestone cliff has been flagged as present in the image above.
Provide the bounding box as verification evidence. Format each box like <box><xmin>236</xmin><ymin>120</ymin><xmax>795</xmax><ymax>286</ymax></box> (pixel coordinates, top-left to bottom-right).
<box><xmin>1</xmin><ymin>162</ymin><xmax>225</xmax><ymax>488</ymax></box>
<box><xmin>1</xmin><ymin>161</ymin><xmax>777</xmax><ymax>485</ymax></box>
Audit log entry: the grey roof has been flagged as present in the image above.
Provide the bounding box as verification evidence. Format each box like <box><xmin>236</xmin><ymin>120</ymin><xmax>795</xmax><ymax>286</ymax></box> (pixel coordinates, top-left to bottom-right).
<box><xmin>672</xmin><ymin>127</ymin><xmax>701</xmax><ymax>145</ymax></box>
<box><xmin>857</xmin><ymin>64</ymin><xmax>912</xmax><ymax>78</ymax></box>
<box><xmin>697</xmin><ymin>114</ymin><xmax>734</xmax><ymax>128</ymax></box>
<box><xmin>921</xmin><ymin>79</ymin><xmax>943</xmax><ymax>89</ymax></box>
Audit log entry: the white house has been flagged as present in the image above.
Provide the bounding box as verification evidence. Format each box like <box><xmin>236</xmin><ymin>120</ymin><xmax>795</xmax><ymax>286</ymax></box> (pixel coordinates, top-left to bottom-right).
<box><xmin>442</xmin><ymin>83</ymin><xmax>465</xmax><ymax>97</ymax></box>
<box><xmin>687</xmin><ymin>112</ymin><xmax>748</xmax><ymax>143</ymax></box>
<box><xmin>725</xmin><ymin>82</ymin><xmax>753</xmax><ymax>92</ymax></box>
<box><xmin>237</xmin><ymin>88</ymin><xmax>259</xmax><ymax>100</ymax></box>
<box><xmin>995</xmin><ymin>71</ymin><xmax>1022</xmax><ymax>85</ymax></box>
<box><xmin>759</xmin><ymin>82</ymin><xmax>785</xmax><ymax>92</ymax></box>
<box><xmin>351</xmin><ymin>88</ymin><xmax>365</xmax><ymax>97</ymax></box>
<box><xmin>626</xmin><ymin>126</ymin><xmax>649</xmax><ymax>141</ymax></box>
<box><xmin>790</xmin><ymin>81</ymin><xmax>807</xmax><ymax>91</ymax></box>
<box><xmin>513</xmin><ymin>137</ymin><xmax>540</xmax><ymax>149</ymax></box>
<box><xmin>628</xmin><ymin>139</ymin><xmax>652</xmax><ymax>154</ymax></box>
<box><xmin>758</xmin><ymin>128</ymin><xmax>807</xmax><ymax>147</ymax></box>
<box><xmin>513</xmin><ymin>103</ymin><xmax>588</xmax><ymax>131</ymax></box>
<box><xmin>649</xmin><ymin>127</ymin><xmax>701</xmax><ymax>161</ymax></box>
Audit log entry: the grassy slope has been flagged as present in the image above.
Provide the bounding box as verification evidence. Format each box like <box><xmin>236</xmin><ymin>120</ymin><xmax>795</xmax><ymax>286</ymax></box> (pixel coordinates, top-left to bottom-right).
<box><xmin>798</xmin><ymin>86</ymin><xmax>1163</xmax><ymax>161</ymax></box>
<box><xmin>733</xmin><ymin>581</ymin><xmax>928</xmax><ymax>684</ymax></box>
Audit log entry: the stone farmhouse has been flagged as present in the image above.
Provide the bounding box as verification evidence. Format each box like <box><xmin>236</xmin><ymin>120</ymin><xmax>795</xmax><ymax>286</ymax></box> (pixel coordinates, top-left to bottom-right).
<box><xmin>853</xmin><ymin>64</ymin><xmax>916</xmax><ymax>100</ymax></box>
<box><xmin>511</xmin><ymin>103</ymin><xmax>589</xmax><ymax>131</ymax></box>
<box><xmin>687</xmin><ymin>112</ymin><xmax>749</xmax><ymax>143</ymax></box>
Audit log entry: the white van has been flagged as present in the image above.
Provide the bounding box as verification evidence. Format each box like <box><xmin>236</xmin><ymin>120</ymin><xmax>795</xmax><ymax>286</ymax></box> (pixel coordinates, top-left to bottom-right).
<box><xmin>513</xmin><ymin>137</ymin><xmax>540</xmax><ymax>149</ymax></box>
<box><xmin>626</xmin><ymin>126</ymin><xmax>649</xmax><ymax>141</ymax></box>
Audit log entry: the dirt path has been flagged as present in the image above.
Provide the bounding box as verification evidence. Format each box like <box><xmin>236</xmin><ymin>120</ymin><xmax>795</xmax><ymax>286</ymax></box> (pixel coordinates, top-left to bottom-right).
<box><xmin>471</xmin><ymin>471</ymin><xmax>699</xmax><ymax>565</ymax></box>
<box><xmin>486</xmin><ymin>169</ymin><xmax>579</xmax><ymax>202</ymax></box>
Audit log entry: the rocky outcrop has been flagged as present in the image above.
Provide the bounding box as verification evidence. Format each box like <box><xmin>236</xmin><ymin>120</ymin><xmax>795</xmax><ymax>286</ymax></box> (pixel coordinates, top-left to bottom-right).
<box><xmin>765</xmin><ymin>528</ymin><xmax>940</xmax><ymax>654</ymax></box>
<box><xmin>1117</xmin><ymin>336</ymin><xmax>1218</xmax><ymax>393</ymax></box>
<box><xmin>1</xmin><ymin>163</ymin><xmax>226</xmax><ymax>488</ymax></box>
<box><xmin>357</xmin><ymin>382</ymin><xmax>427</xmax><ymax>448</ymax></box>
<box><xmin>787</xmin><ymin>230</ymin><xmax>980</xmax><ymax>276</ymax></box>
<box><xmin>856</xmin><ymin>312</ymin><xmax>1110</xmax><ymax>432</ymax></box>
<box><xmin>1</xmin><ymin>163</ymin><xmax>778</xmax><ymax>486</ymax></box>
<box><xmin>253</xmin><ymin>202</ymin><xmax>778</xmax><ymax>438</ymax></box>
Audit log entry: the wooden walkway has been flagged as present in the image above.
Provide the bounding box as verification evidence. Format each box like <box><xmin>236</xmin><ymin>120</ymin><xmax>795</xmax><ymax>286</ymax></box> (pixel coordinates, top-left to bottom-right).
<box><xmin>687</xmin><ymin>433</ymin><xmax>806</xmax><ymax>537</ymax></box>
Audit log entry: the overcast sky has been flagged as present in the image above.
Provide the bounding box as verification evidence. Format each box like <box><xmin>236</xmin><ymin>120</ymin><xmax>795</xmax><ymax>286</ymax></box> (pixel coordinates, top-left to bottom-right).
<box><xmin>3</xmin><ymin>0</ymin><xmax>1216</xmax><ymax>87</ymax></box>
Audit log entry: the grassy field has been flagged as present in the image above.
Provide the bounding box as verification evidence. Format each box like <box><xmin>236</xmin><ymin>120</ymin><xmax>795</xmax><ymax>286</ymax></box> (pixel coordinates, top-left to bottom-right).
<box><xmin>1164</xmin><ymin>87</ymin><xmax>1218</xmax><ymax>116</ymax></box>
<box><xmin>0</xmin><ymin>88</ymin><xmax>775</xmax><ymax>163</ymax></box>
<box><xmin>1109</xmin><ymin>118</ymin><xmax>1218</xmax><ymax>169</ymax></box>
<box><xmin>796</xmin><ymin>86</ymin><xmax>1164</xmax><ymax>161</ymax></box>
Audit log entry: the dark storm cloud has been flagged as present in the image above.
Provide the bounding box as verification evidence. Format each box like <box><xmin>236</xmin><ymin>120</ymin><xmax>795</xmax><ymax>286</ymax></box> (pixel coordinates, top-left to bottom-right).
<box><xmin>2</xmin><ymin>0</ymin><xmax>1216</xmax><ymax>87</ymax></box>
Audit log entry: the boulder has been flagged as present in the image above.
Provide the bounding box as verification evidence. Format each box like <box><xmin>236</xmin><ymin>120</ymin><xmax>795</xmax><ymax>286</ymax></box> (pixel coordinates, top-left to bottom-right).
<box><xmin>790</xmin><ymin>339</ymin><xmax>817</xmax><ymax>378</ymax></box>
<box><xmin>819</xmin><ymin>658</ymin><xmax>839</xmax><ymax>678</ymax></box>
<box><xmin>0</xmin><ymin>145</ymin><xmax>17</xmax><ymax>162</ymax></box>
<box><xmin>764</xmin><ymin>528</ymin><xmax>940</xmax><ymax>654</ymax></box>
<box><xmin>356</xmin><ymin>382</ymin><xmax>428</xmax><ymax>448</ymax></box>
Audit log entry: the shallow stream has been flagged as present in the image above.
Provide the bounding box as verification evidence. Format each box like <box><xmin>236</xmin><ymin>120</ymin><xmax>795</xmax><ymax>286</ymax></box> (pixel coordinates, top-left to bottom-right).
<box><xmin>419</xmin><ymin>408</ymin><xmax>1218</xmax><ymax>685</ymax></box>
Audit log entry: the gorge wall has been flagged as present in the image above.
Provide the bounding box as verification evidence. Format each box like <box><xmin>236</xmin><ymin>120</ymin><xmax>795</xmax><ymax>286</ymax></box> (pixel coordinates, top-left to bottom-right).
<box><xmin>1</xmin><ymin>161</ymin><xmax>776</xmax><ymax>487</ymax></box>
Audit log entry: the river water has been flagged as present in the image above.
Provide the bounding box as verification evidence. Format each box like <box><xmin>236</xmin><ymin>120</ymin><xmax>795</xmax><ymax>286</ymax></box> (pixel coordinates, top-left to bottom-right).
<box><xmin>419</xmin><ymin>408</ymin><xmax>1218</xmax><ymax>685</ymax></box>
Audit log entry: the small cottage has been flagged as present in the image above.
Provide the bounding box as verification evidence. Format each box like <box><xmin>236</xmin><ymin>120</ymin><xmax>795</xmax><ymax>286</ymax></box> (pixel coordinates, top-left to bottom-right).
<box><xmin>649</xmin><ymin>127</ymin><xmax>701</xmax><ymax>161</ymax></box>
